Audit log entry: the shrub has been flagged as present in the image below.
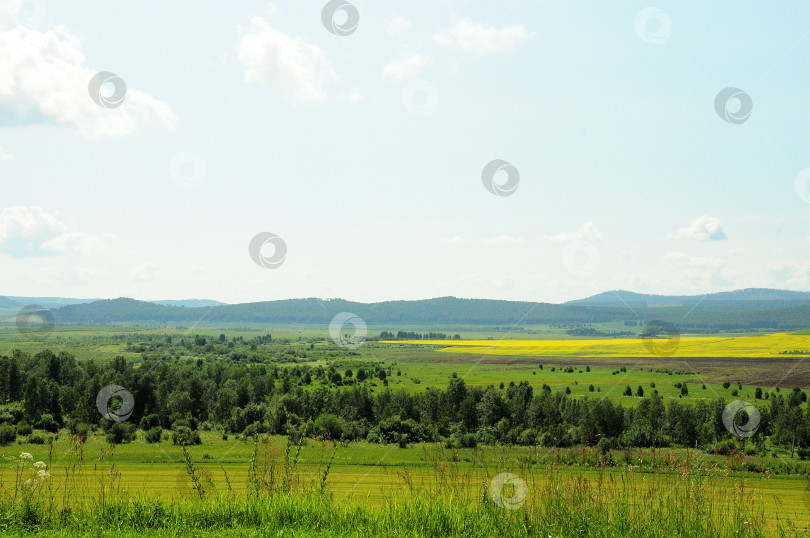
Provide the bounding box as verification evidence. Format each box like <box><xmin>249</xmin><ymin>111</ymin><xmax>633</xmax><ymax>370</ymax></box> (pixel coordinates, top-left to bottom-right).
<box><xmin>28</xmin><ymin>433</ymin><xmax>47</xmax><ymax>445</ymax></box>
<box><xmin>16</xmin><ymin>421</ymin><xmax>32</xmax><ymax>436</ymax></box>
<box><xmin>38</xmin><ymin>413</ymin><xmax>59</xmax><ymax>433</ymax></box>
<box><xmin>173</xmin><ymin>426</ymin><xmax>202</xmax><ymax>446</ymax></box>
<box><xmin>106</xmin><ymin>422</ymin><xmax>136</xmax><ymax>444</ymax></box>
<box><xmin>0</xmin><ymin>424</ymin><xmax>16</xmax><ymax>446</ymax></box>
<box><xmin>145</xmin><ymin>427</ymin><xmax>163</xmax><ymax>444</ymax></box>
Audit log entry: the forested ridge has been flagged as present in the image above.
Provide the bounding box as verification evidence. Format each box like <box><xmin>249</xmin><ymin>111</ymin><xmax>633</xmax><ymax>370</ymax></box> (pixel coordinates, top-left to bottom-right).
<box><xmin>44</xmin><ymin>296</ymin><xmax>810</xmax><ymax>330</ymax></box>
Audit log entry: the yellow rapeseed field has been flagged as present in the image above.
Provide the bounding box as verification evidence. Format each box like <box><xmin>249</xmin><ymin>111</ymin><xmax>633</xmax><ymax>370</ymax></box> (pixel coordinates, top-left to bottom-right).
<box><xmin>386</xmin><ymin>333</ymin><xmax>810</xmax><ymax>358</ymax></box>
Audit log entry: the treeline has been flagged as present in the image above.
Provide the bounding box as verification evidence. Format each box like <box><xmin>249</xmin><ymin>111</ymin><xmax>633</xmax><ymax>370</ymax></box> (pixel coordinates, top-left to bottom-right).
<box><xmin>0</xmin><ymin>349</ymin><xmax>809</xmax><ymax>457</ymax></box>
<box><xmin>379</xmin><ymin>331</ymin><xmax>460</xmax><ymax>340</ymax></box>
<box><xmin>50</xmin><ymin>297</ymin><xmax>810</xmax><ymax>330</ymax></box>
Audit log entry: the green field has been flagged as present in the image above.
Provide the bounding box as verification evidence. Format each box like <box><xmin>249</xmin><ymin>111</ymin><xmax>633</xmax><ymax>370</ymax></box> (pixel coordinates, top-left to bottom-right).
<box><xmin>0</xmin><ymin>325</ymin><xmax>809</xmax><ymax>535</ymax></box>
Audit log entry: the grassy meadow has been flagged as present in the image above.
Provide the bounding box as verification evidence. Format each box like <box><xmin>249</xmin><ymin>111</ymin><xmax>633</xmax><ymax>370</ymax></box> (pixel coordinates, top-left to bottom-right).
<box><xmin>0</xmin><ymin>324</ymin><xmax>809</xmax><ymax>535</ymax></box>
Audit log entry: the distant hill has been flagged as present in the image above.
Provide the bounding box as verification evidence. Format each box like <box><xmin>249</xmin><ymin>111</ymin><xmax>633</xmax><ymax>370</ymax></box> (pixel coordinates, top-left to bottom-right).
<box><xmin>568</xmin><ymin>288</ymin><xmax>810</xmax><ymax>308</ymax></box>
<box><xmin>152</xmin><ymin>299</ymin><xmax>227</xmax><ymax>308</ymax></box>
<box><xmin>0</xmin><ymin>296</ymin><xmax>99</xmax><ymax>309</ymax></box>
<box><xmin>48</xmin><ymin>292</ymin><xmax>810</xmax><ymax>331</ymax></box>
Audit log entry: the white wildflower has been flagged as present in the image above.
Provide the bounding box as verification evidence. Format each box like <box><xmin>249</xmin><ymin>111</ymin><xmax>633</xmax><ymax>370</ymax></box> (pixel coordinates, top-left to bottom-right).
<box><xmin>24</xmin><ymin>478</ymin><xmax>33</xmax><ymax>486</ymax></box>
<box><xmin>36</xmin><ymin>470</ymin><xmax>50</xmax><ymax>480</ymax></box>
<box><xmin>19</xmin><ymin>452</ymin><xmax>32</xmax><ymax>461</ymax></box>
<box><xmin>33</xmin><ymin>461</ymin><xmax>46</xmax><ymax>469</ymax></box>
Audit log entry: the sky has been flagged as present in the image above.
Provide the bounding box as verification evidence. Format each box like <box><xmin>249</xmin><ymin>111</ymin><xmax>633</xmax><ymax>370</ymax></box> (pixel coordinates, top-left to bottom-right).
<box><xmin>1</xmin><ymin>0</ymin><xmax>810</xmax><ymax>304</ymax></box>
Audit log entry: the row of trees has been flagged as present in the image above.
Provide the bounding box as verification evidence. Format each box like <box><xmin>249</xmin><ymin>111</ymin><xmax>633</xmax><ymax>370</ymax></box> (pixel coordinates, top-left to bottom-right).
<box><xmin>0</xmin><ymin>349</ymin><xmax>807</xmax><ymax>454</ymax></box>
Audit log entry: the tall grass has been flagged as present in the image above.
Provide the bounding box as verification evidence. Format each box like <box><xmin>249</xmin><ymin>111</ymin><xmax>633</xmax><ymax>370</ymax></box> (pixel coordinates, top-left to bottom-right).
<box><xmin>0</xmin><ymin>436</ymin><xmax>805</xmax><ymax>537</ymax></box>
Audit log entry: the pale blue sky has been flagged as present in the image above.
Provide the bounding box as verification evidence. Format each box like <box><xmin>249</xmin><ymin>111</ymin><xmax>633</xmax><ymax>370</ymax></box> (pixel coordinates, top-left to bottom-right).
<box><xmin>1</xmin><ymin>0</ymin><xmax>809</xmax><ymax>303</ymax></box>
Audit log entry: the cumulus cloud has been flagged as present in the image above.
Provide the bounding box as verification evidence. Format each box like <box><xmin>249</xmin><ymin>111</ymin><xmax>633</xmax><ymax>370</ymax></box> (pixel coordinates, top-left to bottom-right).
<box><xmin>0</xmin><ymin>145</ymin><xmax>12</xmax><ymax>160</ymax></box>
<box><xmin>545</xmin><ymin>222</ymin><xmax>602</xmax><ymax>242</ymax></box>
<box><xmin>768</xmin><ymin>263</ymin><xmax>810</xmax><ymax>288</ymax></box>
<box><xmin>0</xmin><ymin>5</ymin><xmax>176</xmax><ymax>138</ymax></box>
<box><xmin>670</xmin><ymin>216</ymin><xmax>727</xmax><ymax>241</ymax></box>
<box><xmin>434</xmin><ymin>17</ymin><xmax>533</xmax><ymax>55</ymax></box>
<box><xmin>383</xmin><ymin>52</ymin><xmax>432</xmax><ymax>80</ymax></box>
<box><xmin>386</xmin><ymin>16</ymin><xmax>411</xmax><ymax>35</ymax></box>
<box><xmin>0</xmin><ymin>206</ymin><xmax>111</xmax><ymax>257</ymax></box>
<box><xmin>440</xmin><ymin>236</ymin><xmax>468</xmax><ymax>245</ymax></box>
<box><xmin>662</xmin><ymin>252</ymin><xmax>730</xmax><ymax>288</ymax></box>
<box><xmin>132</xmin><ymin>262</ymin><xmax>160</xmax><ymax>282</ymax></box>
<box><xmin>482</xmin><ymin>235</ymin><xmax>524</xmax><ymax>245</ymax></box>
<box><xmin>236</xmin><ymin>15</ymin><xmax>337</xmax><ymax>104</ymax></box>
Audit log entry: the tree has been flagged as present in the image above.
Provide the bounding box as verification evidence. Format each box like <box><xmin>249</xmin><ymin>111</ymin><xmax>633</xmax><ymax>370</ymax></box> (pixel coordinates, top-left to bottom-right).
<box><xmin>623</xmin><ymin>385</ymin><xmax>632</xmax><ymax>396</ymax></box>
<box><xmin>636</xmin><ymin>386</ymin><xmax>644</xmax><ymax>397</ymax></box>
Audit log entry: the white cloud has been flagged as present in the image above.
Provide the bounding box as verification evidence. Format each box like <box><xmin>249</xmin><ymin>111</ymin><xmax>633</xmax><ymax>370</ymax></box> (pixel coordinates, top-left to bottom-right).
<box><xmin>383</xmin><ymin>53</ymin><xmax>432</xmax><ymax>81</ymax></box>
<box><xmin>768</xmin><ymin>263</ymin><xmax>810</xmax><ymax>288</ymax></box>
<box><xmin>482</xmin><ymin>235</ymin><xmax>524</xmax><ymax>245</ymax></box>
<box><xmin>386</xmin><ymin>16</ymin><xmax>411</xmax><ymax>35</ymax></box>
<box><xmin>440</xmin><ymin>236</ymin><xmax>468</xmax><ymax>245</ymax></box>
<box><xmin>132</xmin><ymin>262</ymin><xmax>160</xmax><ymax>282</ymax></box>
<box><xmin>661</xmin><ymin>252</ymin><xmax>730</xmax><ymax>288</ymax></box>
<box><xmin>236</xmin><ymin>15</ymin><xmax>337</xmax><ymax>104</ymax></box>
<box><xmin>0</xmin><ymin>8</ymin><xmax>176</xmax><ymax>138</ymax></box>
<box><xmin>0</xmin><ymin>145</ymin><xmax>13</xmax><ymax>160</ymax></box>
<box><xmin>434</xmin><ymin>17</ymin><xmax>533</xmax><ymax>55</ymax></box>
<box><xmin>0</xmin><ymin>206</ymin><xmax>111</xmax><ymax>257</ymax></box>
<box><xmin>545</xmin><ymin>222</ymin><xmax>602</xmax><ymax>242</ymax></box>
<box><xmin>670</xmin><ymin>216</ymin><xmax>727</xmax><ymax>241</ymax></box>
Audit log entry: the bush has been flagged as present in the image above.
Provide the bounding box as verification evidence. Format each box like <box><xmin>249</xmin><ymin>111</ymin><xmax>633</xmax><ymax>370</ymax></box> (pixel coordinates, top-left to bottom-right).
<box><xmin>173</xmin><ymin>426</ymin><xmax>202</xmax><ymax>446</ymax></box>
<box><xmin>597</xmin><ymin>437</ymin><xmax>611</xmax><ymax>456</ymax></box>
<box><xmin>0</xmin><ymin>424</ymin><xmax>16</xmax><ymax>446</ymax></box>
<box><xmin>16</xmin><ymin>421</ymin><xmax>32</xmax><ymax>436</ymax></box>
<box><xmin>106</xmin><ymin>422</ymin><xmax>136</xmax><ymax>444</ymax></box>
<box><xmin>38</xmin><ymin>413</ymin><xmax>59</xmax><ymax>433</ymax></box>
<box><xmin>144</xmin><ymin>427</ymin><xmax>163</xmax><ymax>444</ymax></box>
<box><xmin>28</xmin><ymin>433</ymin><xmax>47</xmax><ymax>445</ymax></box>
<box><xmin>313</xmin><ymin>413</ymin><xmax>345</xmax><ymax>440</ymax></box>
